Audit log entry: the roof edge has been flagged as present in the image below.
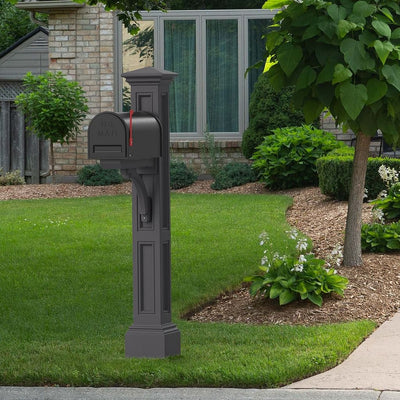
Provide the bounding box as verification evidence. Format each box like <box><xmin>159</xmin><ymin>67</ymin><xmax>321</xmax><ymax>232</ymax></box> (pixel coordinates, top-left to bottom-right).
<box><xmin>0</xmin><ymin>26</ymin><xmax>48</xmax><ymax>60</ymax></box>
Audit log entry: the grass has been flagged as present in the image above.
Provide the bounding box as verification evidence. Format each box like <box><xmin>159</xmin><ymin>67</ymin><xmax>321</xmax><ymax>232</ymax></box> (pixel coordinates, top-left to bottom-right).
<box><xmin>0</xmin><ymin>193</ymin><xmax>376</xmax><ymax>387</ymax></box>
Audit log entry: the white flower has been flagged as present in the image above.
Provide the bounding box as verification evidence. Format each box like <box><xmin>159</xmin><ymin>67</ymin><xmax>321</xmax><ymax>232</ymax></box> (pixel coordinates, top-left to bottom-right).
<box><xmin>379</xmin><ymin>165</ymin><xmax>399</xmax><ymax>188</ymax></box>
<box><xmin>298</xmin><ymin>254</ymin><xmax>307</xmax><ymax>263</ymax></box>
<box><xmin>291</xmin><ymin>263</ymin><xmax>304</xmax><ymax>273</ymax></box>
<box><xmin>373</xmin><ymin>208</ymin><xmax>385</xmax><ymax>223</ymax></box>
<box><xmin>296</xmin><ymin>238</ymin><xmax>308</xmax><ymax>252</ymax></box>
<box><xmin>287</xmin><ymin>228</ymin><xmax>298</xmax><ymax>240</ymax></box>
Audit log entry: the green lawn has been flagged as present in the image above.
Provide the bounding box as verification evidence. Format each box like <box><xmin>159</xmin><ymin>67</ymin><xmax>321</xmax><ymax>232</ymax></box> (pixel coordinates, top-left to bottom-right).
<box><xmin>0</xmin><ymin>193</ymin><xmax>375</xmax><ymax>387</ymax></box>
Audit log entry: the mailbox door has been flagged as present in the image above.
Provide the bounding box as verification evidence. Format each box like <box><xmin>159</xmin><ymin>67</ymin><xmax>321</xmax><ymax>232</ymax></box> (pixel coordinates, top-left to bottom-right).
<box><xmin>88</xmin><ymin>112</ymin><xmax>127</xmax><ymax>160</ymax></box>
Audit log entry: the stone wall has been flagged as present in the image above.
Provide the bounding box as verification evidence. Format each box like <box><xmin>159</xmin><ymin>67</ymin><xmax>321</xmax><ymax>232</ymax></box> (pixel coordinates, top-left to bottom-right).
<box><xmin>47</xmin><ymin>4</ymin><xmax>115</xmax><ymax>181</ymax></box>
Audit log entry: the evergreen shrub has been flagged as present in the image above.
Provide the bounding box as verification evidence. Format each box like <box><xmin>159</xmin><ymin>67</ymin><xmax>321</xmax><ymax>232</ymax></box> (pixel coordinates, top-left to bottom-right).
<box><xmin>170</xmin><ymin>160</ymin><xmax>197</xmax><ymax>190</ymax></box>
<box><xmin>241</xmin><ymin>73</ymin><xmax>305</xmax><ymax>159</ymax></box>
<box><xmin>317</xmin><ymin>156</ymin><xmax>400</xmax><ymax>201</ymax></box>
<box><xmin>77</xmin><ymin>164</ymin><xmax>123</xmax><ymax>186</ymax></box>
<box><xmin>211</xmin><ymin>162</ymin><xmax>257</xmax><ymax>190</ymax></box>
<box><xmin>252</xmin><ymin>126</ymin><xmax>342</xmax><ymax>190</ymax></box>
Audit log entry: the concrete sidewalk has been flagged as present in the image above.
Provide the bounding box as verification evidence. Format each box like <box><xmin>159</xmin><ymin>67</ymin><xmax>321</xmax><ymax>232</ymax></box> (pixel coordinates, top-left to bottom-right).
<box><xmin>1</xmin><ymin>310</ymin><xmax>400</xmax><ymax>399</ymax></box>
<box><xmin>288</xmin><ymin>311</ymin><xmax>400</xmax><ymax>391</ymax></box>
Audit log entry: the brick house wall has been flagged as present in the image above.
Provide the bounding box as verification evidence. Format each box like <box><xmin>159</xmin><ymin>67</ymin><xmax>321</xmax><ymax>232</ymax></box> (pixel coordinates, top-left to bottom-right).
<box><xmin>47</xmin><ymin>4</ymin><xmax>115</xmax><ymax>181</ymax></box>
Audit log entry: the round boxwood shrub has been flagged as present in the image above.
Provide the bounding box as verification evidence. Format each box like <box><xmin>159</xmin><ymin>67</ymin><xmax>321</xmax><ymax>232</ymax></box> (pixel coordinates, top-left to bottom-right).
<box><xmin>252</xmin><ymin>126</ymin><xmax>343</xmax><ymax>190</ymax></box>
<box><xmin>77</xmin><ymin>164</ymin><xmax>123</xmax><ymax>186</ymax></box>
<box><xmin>241</xmin><ymin>73</ymin><xmax>305</xmax><ymax>159</ymax></box>
<box><xmin>211</xmin><ymin>162</ymin><xmax>257</xmax><ymax>190</ymax></box>
<box><xmin>170</xmin><ymin>160</ymin><xmax>197</xmax><ymax>190</ymax></box>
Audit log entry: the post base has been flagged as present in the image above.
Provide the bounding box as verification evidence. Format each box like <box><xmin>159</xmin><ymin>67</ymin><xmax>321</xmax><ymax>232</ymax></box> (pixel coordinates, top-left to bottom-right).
<box><xmin>125</xmin><ymin>323</ymin><xmax>181</xmax><ymax>358</ymax></box>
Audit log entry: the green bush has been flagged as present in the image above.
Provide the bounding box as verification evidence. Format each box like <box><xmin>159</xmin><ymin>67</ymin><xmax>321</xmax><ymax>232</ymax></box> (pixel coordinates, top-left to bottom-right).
<box><xmin>252</xmin><ymin>126</ymin><xmax>342</xmax><ymax>190</ymax></box>
<box><xmin>170</xmin><ymin>160</ymin><xmax>197</xmax><ymax>190</ymax></box>
<box><xmin>241</xmin><ymin>73</ymin><xmax>305</xmax><ymax>159</ymax></box>
<box><xmin>361</xmin><ymin>222</ymin><xmax>400</xmax><ymax>253</ymax></box>
<box><xmin>77</xmin><ymin>164</ymin><xmax>123</xmax><ymax>186</ymax></box>
<box><xmin>0</xmin><ymin>169</ymin><xmax>25</xmax><ymax>186</ymax></box>
<box><xmin>211</xmin><ymin>162</ymin><xmax>257</xmax><ymax>190</ymax></box>
<box><xmin>317</xmin><ymin>156</ymin><xmax>400</xmax><ymax>201</ymax></box>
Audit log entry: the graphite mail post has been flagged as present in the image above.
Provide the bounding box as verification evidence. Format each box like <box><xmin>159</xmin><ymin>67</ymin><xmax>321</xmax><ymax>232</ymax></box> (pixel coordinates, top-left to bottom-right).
<box><xmin>88</xmin><ymin>67</ymin><xmax>180</xmax><ymax>358</ymax></box>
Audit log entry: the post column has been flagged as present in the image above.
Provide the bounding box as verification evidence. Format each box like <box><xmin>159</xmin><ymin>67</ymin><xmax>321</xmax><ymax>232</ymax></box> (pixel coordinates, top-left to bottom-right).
<box><xmin>122</xmin><ymin>67</ymin><xmax>180</xmax><ymax>358</ymax></box>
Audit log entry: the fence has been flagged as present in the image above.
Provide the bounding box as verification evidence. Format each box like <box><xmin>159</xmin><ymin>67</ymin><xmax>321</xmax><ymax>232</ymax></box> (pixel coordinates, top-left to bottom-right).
<box><xmin>0</xmin><ymin>82</ymin><xmax>49</xmax><ymax>184</ymax></box>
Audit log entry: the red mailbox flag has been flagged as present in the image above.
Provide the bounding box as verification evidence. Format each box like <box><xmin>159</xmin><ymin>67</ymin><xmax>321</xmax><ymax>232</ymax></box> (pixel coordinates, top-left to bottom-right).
<box><xmin>129</xmin><ymin>109</ymin><xmax>134</xmax><ymax>147</ymax></box>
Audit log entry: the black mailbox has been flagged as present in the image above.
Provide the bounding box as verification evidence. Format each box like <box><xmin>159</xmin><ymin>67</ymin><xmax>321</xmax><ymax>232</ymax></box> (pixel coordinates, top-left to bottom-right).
<box><xmin>88</xmin><ymin>111</ymin><xmax>161</xmax><ymax>160</ymax></box>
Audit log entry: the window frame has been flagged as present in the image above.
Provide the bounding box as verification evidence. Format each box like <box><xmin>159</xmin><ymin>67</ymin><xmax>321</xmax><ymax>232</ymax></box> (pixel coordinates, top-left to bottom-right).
<box><xmin>118</xmin><ymin>9</ymin><xmax>276</xmax><ymax>140</ymax></box>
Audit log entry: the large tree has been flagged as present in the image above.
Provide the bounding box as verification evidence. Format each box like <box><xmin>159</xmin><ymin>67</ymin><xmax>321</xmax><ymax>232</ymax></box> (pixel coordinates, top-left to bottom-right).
<box><xmin>263</xmin><ymin>0</ymin><xmax>400</xmax><ymax>266</ymax></box>
<box><xmin>0</xmin><ymin>0</ymin><xmax>44</xmax><ymax>53</ymax></box>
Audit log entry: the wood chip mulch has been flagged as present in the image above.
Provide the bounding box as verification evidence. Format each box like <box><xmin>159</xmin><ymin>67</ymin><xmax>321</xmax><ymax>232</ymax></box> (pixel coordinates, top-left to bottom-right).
<box><xmin>2</xmin><ymin>181</ymin><xmax>400</xmax><ymax>326</ymax></box>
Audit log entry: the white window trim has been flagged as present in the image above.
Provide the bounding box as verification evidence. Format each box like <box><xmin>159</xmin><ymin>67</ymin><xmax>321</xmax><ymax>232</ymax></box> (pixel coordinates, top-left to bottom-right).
<box><xmin>117</xmin><ymin>9</ymin><xmax>276</xmax><ymax>141</ymax></box>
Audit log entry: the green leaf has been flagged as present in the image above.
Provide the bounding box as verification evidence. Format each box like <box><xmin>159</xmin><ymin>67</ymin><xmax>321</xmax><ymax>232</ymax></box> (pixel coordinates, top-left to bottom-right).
<box><xmin>372</xmin><ymin>20</ymin><xmax>391</xmax><ymax>38</ymax></box>
<box><xmin>307</xmin><ymin>292</ymin><xmax>323</xmax><ymax>307</ymax></box>
<box><xmin>277</xmin><ymin>44</ymin><xmax>303</xmax><ymax>77</ymax></box>
<box><xmin>380</xmin><ymin>7</ymin><xmax>394</xmax><ymax>23</ymax></box>
<box><xmin>316</xmin><ymin>62</ymin><xmax>335</xmax><ymax>84</ymax></box>
<box><xmin>266</xmin><ymin>31</ymin><xmax>283</xmax><ymax>52</ymax></box>
<box><xmin>374</xmin><ymin>40</ymin><xmax>394</xmax><ymax>64</ymax></box>
<box><xmin>339</xmin><ymin>82</ymin><xmax>368</xmax><ymax>120</ymax></box>
<box><xmin>279</xmin><ymin>289</ymin><xmax>297</xmax><ymax>305</ymax></box>
<box><xmin>332</xmin><ymin>64</ymin><xmax>353</xmax><ymax>84</ymax></box>
<box><xmin>267</xmin><ymin>64</ymin><xmax>287</xmax><ymax>91</ymax></box>
<box><xmin>327</xmin><ymin>4</ymin><xmax>347</xmax><ymax>23</ymax></box>
<box><xmin>392</xmin><ymin>28</ymin><xmax>400</xmax><ymax>40</ymax></box>
<box><xmin>296</xmin><ymin>66</ymin><xmax>317</xmax><ymax>90</ymax></box>
<box><xmin>358</xmin><ymin>107</ymin><xmax>379</xmax><ymax>136</ymax></box>
<box><xmin>303</xmin><ymin>99</ymin><xmax>324</xmax><ymax>123</ymax></box>
<box><xmin>302</xmin><ymin>24</ymin><xmax>321</xmax><ymax>40</ymax></box>
<box><xmin>263</xmin><ymin>0</ymin><xmax>291</xmax><ymax>9</ymax></box>
<box><xmin>382</xmin><ymin>64</ymin><xmax>400</xmax><ymax>92</ymax></box>
<box><xmin>340</xmin><ymin>38</ymin><xmax>375</xmax><ymax>73</ymax></box>
<box><xmin>337</xmin><ymin>20</ymin><xmax>357</xmax><ymax>39</ymax></box>
<box><xmin>366</xmin><ymin>78</ymin><xmax>388</xmax><ymax>104</ymax></box>
<box><xmin>270</xmin><ymin>283</ymin><xmax>283</xmax><ymax>299</ymax></box>
<box><xmin>353</xmin><ymin>1</ymin><xmax>376</xmax><ymax>17</ymax></box>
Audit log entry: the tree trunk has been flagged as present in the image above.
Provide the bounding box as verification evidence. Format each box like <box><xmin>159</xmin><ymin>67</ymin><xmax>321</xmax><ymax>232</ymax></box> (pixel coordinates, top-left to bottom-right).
<box><xmin>343</xmin><ymin>132</ymin><xmax>371</xmax><ymax>267</ymax></box>
<box><xmin>50</xmin><ymin>141</ymin><xmax>55</xmax><ymax>184</ymax></box>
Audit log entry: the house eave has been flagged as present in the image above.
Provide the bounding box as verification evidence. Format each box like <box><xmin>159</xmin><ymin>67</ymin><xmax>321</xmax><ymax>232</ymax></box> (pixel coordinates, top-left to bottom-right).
<box><xmin>15</xmin><ymin>0</ymin><xmax>84</xmax><ymax>13</ymax></box>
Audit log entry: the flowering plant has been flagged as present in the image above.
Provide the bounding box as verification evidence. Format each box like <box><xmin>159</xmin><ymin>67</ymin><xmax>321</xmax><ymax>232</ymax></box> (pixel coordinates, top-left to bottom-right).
<box><xmin>371</xmin><ymin>165</ymin><xmax>400</xmax><ymax>223</ymax></box>
<box><xmin>361</xmin><ymin>165</ymin><xmax>400</xmax><ymax>252</ymax></box>
<box><xmin>244</xmin><ymin>229</ymin><xmax>348</xmax><ymax>307</ymax></box>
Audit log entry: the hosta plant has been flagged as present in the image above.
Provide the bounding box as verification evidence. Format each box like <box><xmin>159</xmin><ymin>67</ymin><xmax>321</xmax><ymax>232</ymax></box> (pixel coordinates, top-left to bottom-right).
<box><xmin>371</xmin><ymin>165</ymin><xmax>400</xmax><ymax>222</ymax></box>
<box><xmin>244</xmin><ymin>229</ymin><xmax>348</xmax><ymax>307</ymax></box>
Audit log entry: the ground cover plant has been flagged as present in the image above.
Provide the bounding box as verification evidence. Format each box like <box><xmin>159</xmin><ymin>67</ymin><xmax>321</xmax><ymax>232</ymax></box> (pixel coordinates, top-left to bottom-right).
<box><xmin>0</xmin><ymin>194</ymin><xmax>374</xmax><ymax>387</ymax></box>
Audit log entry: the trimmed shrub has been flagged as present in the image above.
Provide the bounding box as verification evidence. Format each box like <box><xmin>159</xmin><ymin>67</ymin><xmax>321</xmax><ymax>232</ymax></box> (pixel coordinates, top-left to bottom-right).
<box><xmin>170</xmin><ymin>160</ymin><xmax>197</xmax><ymax>190</ymax></box>
<box><xmin>317</xmin><ymin>156</ymin><xmax>400</xmax><ymax>201</ymax></box>
<box><xmin>252</xmin><ymin>126</ymin><xmax>342</xmax><ymax>190</ymax></box>
<box><xmin>77</xmin><ymin>164</ymin><xmax>123</xmax><ymax>186</ymax></box>
<box><xmin>241</xmin><ymin>73</ymin><xmax>305</xmax><ymax>159</ymax></box>
<box><xmin>211</xmin><ymin>162</ymin><xmax>257</xmax><ymax>190</ymax></box>
<box><xmin>0</xmin><ymin>169</ymin><xmax>25</xmax><ymax>186</ymax></box>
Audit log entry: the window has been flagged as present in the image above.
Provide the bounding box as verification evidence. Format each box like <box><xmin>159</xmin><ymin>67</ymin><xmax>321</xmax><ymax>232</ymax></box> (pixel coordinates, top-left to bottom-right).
<box><xmin>121</xmin><ymin>10</ymin><xmax>275</xmax><ymax>139</ymax></box>
<box><xmin>164</xmin><ymin>20</ymin><xmax>196</xmax><ymax>133</ymax></box>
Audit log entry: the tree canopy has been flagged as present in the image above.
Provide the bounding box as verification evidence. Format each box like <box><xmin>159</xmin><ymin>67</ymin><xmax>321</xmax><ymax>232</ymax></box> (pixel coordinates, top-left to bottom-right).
<box><xmin>264</xmin><ymin>0</ymin><xmax>400</xmax><ymax>147</ymax></box>
<box><xmin>0</xmin><ymin>0</ymin><xmax>45</xmax><ymax>53</ymax></box>
<box><xmin>263</xmin><ymin>0</ymin><xmax>400</xmax><ymax>266</ymax></box>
